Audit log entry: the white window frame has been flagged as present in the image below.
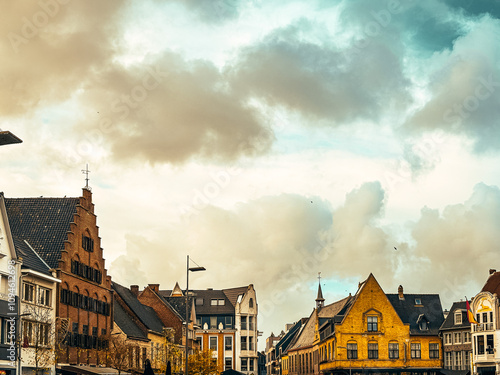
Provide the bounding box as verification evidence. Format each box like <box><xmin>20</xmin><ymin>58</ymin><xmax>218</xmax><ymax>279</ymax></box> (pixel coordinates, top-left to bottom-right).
<box><xmin>209</xmin><ymin>336</ymin><xmax>218</xmax><ymax>352</ymax></box>
<box><xmin>455</xmin><ymin>311</ymin><xmax>462</xmax><ymax>325</ymax></box>
<box><xmin>38</xmin><ymin>286</ymin><xmax>51</xmax><ymax>307</ymax></box>
<box><xmin>23</xmin><ymin>282</ymin><xmax>35</xmax><ymax>303</ymax></box>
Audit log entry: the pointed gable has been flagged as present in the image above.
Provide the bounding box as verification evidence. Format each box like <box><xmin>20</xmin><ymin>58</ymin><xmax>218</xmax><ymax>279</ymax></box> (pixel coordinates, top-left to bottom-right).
<box><xmin>170</xmin><ymin>282</ymin><xmax>184</xmax><ymax>297</ymax></box>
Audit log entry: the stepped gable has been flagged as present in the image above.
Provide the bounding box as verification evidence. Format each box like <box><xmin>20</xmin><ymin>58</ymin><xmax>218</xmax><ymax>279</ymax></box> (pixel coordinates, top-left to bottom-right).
<box><xmin>386</xmin><ymin>293</ymin><xmax>444</xmax><ymax>335</ymax></box>
<box><xmin>5</xmin><ymin>197</ymin><xmax>79</xmax><ymax>268</ymax></box>
<box><xmin>113</xmin><ymin>282</ymin><xmax>164</xmax><ymax>333</ymax></box>
<box><xmin>12</xmin><ymin>237</ymin><xmax>51</xmax><ymax>275</ymax></box>
<box><xmin>114</xmin><ymin>301</ymin><xmax>148</xmax><ymax>340</ymax></box>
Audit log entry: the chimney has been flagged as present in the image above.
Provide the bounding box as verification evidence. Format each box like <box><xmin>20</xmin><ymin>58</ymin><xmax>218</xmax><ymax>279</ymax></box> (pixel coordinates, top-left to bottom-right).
<box><xmin>130</xmin><ymin>285</ymin><xmax>139</xmax><ymax>296</ymax></box>
<box><xmin>398</xmin><ymin>285</ymin><xmax>404</xmax><ymax>300</ymax></box>
<box><xmin>490</xmin><ymin>269</ymin><xmax>496</xmax><ymax>275</ymax></box>
<box><xmin>148</xmin><ymin>284</ymin><xmax>160</xmax><ymax>293</ymax></box>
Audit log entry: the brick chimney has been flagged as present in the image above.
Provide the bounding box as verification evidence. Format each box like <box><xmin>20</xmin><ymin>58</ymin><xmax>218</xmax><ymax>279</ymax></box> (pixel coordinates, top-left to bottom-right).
<box><xmin>398</xmin><ymin>285</ymin><xmax>404</xmax><ymax>300</ymax></box>
<box><xmin>130</xmin><ymin>285</ymin><xmax>139</xmax><ymax>296</ymax></box>
<box><xmin>148</xmin><ymin>284</ymin><xmax>160</xmax><ymax>293</ymax></box>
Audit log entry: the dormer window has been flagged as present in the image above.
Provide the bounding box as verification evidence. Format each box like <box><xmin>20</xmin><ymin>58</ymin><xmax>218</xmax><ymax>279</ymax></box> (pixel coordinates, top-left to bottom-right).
<box><xmin>417</xmin><ymin>314</ymin><xmax>429</xmax><ymax>331</ymax></box>
<box><xmin>415</xmin><ymin>298</ymin><xmax>422</xmax><ymax>305</ymax></box>
<box><xmin>454</xmin><ymin>311</ymin><xmax>462</xmax><ymax>325</ymax></box>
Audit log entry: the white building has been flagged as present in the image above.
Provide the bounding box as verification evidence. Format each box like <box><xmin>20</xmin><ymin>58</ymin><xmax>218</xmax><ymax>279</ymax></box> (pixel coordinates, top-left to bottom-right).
<box><xmin>471</xmin><ymin>269</ymin><xmax>500</xmax><ymax>375</ymax></box>
<box><xmin>0</xmin><ymin>193</ymin><xmax>21</xmax><ymax>375</ymax></box>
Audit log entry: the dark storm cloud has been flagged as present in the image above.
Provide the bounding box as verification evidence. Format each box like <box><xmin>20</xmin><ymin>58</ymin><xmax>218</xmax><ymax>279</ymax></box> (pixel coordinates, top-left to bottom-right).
<box><xmin>229</xmin><ymin>19</ymin><xmax>411</xmax><ymax>125</ymax></box>
<box><xmin>441</xmin><ymin>0</ymin><xmax>500</xmax><ymax>19</ymax></box>
<box><xmin>79</xmin><ymin>52</ymin><xmax>273</xmax><ymax>164</ymax></box>
<box><xmin>0</xmin><ymin>1</ymin><xmax>127</xmax><ymax>116</ymax></box>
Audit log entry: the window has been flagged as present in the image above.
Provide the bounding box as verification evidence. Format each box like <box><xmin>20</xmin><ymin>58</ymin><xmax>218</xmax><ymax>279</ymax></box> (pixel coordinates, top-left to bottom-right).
<box><xmin>225</xmin><ymin>336</ymin><xmax>232</xmax><ymax>351</ymax></box>
<box><xmin>82</xmin><ymin>325</ymin><xmax>89</xmax><ymax>335</ymax></box>
<box><xmin>249</xmin><ymin>358</ymin><xmax>254</xmax><ymax>371</ymax></box>
<box><xmin>249</xmin><ymin>336</ymin><xmax>254</xmax><ymax>351</ymax></box>
<box><xmin>464</xmin><ymin>331</ymin><xmax>471</xmax><ymax>343</ymax></box>
<box><xmin>445</xmin><ymin>352</ymin><xmax>452</xmax><ymax>369</ymax></box>
<box><xmin>241</xmin><ymin>336</ymin><xmax>247</xmax><ymax>350</ymax></box>
<box><xmin>249</xmin><ymin>316</ymin><xmax>254</xmax><ymax>330</ymax></box>
<box><xmin>455</xmin><ymin>311</ymin><xmax>462</xmax><ymax>325</ymax></box>
<box><xmin>347</xmin><ymin>342</ymin><xmax>357</xmax><ymax>359</ymax></box>
<box><xmin>444</xmin><ymin>333</ymin><xmax>452</xmax><ymax>345</ymax></box>
<box><xmin>454</xmin><ymin>332</ymin><xmax>461</xmax><ymax>344</ymax></box>
<box><xmin>411</xmin><ymin>343</ymin><xmax>421</xmax><ymax>359</ymax></box>
<box><xmin>209</xmin><ymin>337</ymin><xmax>217</xmax><ymax>351</ymax></box>
<box><xmin>415</xmin><ymin>298</ymin><xmax>422</xmax><ymax>305</ymax></box>
<box><xmin>389</xmin><ymin>342</ymin><xmax>399</xmax><ymax>359</ymax></box>
<box><xmin>101</xmin><ymin>328</ymin><xmax>106</xmax><ymax>336</ymax></box>
<box><xmin>487</xmin><ymin>334</ymin><xmax>494</xmax><ymax>354</ymax></box>
<box><xmin>38</xmin><ymin>287</ymin><xmax>51</xmax><ymax>306</ymax></box>
<box><xmin>241</xmin><ymin>316</ymin><xmax>247</xmax><ymax>330</ymax></box>
<box><xmin>218</xmin><ymin>299</ymin><xmax>225</xmax><ymax>305</ymax></box>
<box><xmin>92</xmin><ymin>327</ymin><xmax>98</xmax><ymax>336</ymax></box>
<box><xmin>82</xmin><ymin>235</ymin><xmax>94</xmax><ymax>252</ymax></box>
<box><xmin>23</xmin><ymin>283</ymin><xmax>35</xmax><ymax>302</ymax></box>
<box><xmin>241</xmin><ymin>358</ymin><xmax>248</xmax><ymax>371</ymax></box>
<box><xmin>225</xmin><ymin>358</ymin><xmax>232</xmax><ymax>371</ymax></box>
<box><xmin>225</xmin><ymin>316</ymin><xmax>233</xmax><ymax>329</ymax></box>
<box><xmin>429</xmin><ymin>343</ymin><xmax>439</xmax><ymax>359</ymax></box>
<box><xmin>367</xmin><ymin>316</ymin><xmax>378</xmax><ymax>332</ymax></box>
<box><xmin>477</xmin><ymin>335</ymin><xmax>485</xmax><ymax>355</ymax></box>
<box><xmin>368</xmin><ymin>342</ymin><xmax>378</xmax><ymax>359</ymax></box>
<box><xmin>211</xmin><ymin>299</ymin><xmax>218</xmax><ymax>306</ymax></box>
<box><xmin>419</xmin><ymin>320</ymin><xmax>428</xmax><ymax>331</ymax></box>
<box><xmin>196</xmin><ymin>298</ymin><xmax>204</xmax><ymax>305</ymax></box>
<box><xmin>210</xmin><ymin>316</ymin><xmax>217</xmax><ymax>329</ymax></box>
<box><xmin>72</xmin><ymin>323</ymin><xmax>79</xmax><ymax>333</ymax></box>
<box><xmin>454</xmin><ymin>351</ymin><xmax>462</xmax><ymax>368</ymax></box>
<box><xmin>249</xmin><ymin>298</ymin><xmax>254</xmax><ymax>308</ymax></box>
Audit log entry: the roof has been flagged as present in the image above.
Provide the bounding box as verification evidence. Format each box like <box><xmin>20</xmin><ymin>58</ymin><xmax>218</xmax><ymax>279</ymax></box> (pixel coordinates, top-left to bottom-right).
<box><xmin>275</xmin><ymin>319</ymin><xmax>305</xmax><ymax>355</ymax></box>
<box><xmin>481</xmin><ymin>271</ymin><xmax>500</xmax><ymax>295</ymax></box>
<box><xmin>386</xmin><ymin>293</ymin><xmax>444</xmax><ymax>335</ymax></box>
<box><xmin>113</xmin><ymin>301</ymin><xmax>148</xmax><ymax>340</ymax></box>
<box><xmin>290</xmin><ymin>297</ymin><xmax>350</xmax><ymax>351</ymax></box>
<box><xmin>5</xmin><ymin>197</ymin><xmax>79</xmax><ymax>268</ymax></box>
<box><xmin>112</xmin><ymin>282</ymin><xmax>164</xmax><ymax>334</ymax></box>
<box><xmin>440</xmin><ymin>301</ymin><xmax>471</xmax><ymax>331</ymax></box>
<box><xmin>13</xmin><ymin>237</ymin><xmax>52</xmax><ymax>275</ymax></box>
<box><xmin>222</xmin><ymin>286</ymin><xmax>248</xmax><ymax>307</ymax></box>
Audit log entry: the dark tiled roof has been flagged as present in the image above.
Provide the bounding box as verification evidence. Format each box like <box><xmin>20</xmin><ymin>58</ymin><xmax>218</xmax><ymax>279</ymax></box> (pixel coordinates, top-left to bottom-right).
<box><xmin>161</xmin><ymin>295</ymin><xmax>192</xmax><ymax>321</ymax></box>
<box><xmin>160</xmin><ymin>289</ymin><xmax>235</xmax><ymax>315</ymax></box>
<box><xmin>5</xmin><ymin>197</ymin><xmax>79</xmax><ymax>268</ymax></box>
<box><xmin>223</xmin><ymin>286</ymin><xmax>248</xmax><ymax>307</ymax></box>
<box><xmin>386</xmin><ymin>293</ymin><xmax>444</xmax><ymax>335</ymax></box>
<box><xmin>440</xmin><ymin>301</ymin><xmax>471</xmax><ymax>331</ymax></box>
<box><xmin>275</xmin><ymin>320</ymin><xmax>304</xmax><ymax>355</ymax></box>
<box><xmin>13</xmin><ymin>237</ymin><xmax>51</xmax><ymax>275</ymax></box>
<box><xmin>481</xmin><ymin>271</ymin><xmax>500</xmax><ymax>295</ymax></box>
<box><xmin>112</xmin><ymin>282</ymin><xmax>164</xmax><ymax>334</ymax></box>
<box><xmin>114</xmin><ymin>301</ymin><xmax>148</xmax><ymax>340</ymax></box>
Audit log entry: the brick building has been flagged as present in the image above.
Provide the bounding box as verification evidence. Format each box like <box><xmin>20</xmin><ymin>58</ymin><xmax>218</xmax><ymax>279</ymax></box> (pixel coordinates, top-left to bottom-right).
<box><xmin>4</xmin><ymin>188</ymin><xmax>113</xmax><ymax>366</ymax></box>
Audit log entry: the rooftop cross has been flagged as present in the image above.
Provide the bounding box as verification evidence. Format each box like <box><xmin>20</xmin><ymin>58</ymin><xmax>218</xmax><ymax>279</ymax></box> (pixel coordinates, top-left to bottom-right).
<box><xmin>82</xmin><ymin>164</ymin><xmax>91</xmax><ymax>189</ymax></box>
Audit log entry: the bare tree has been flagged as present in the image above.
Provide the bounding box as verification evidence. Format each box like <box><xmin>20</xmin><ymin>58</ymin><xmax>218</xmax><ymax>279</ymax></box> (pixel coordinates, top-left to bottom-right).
<box><xmin>21</xmin><ymin>304</ymin><xmax>56</xmax><ymax>375</ymax></box>
<box><xmin>164</xmin><ymin>328</ymin><xmax>183</xmax><ymax>374</ymax></box>
<box><xmin>106</xmin><ymin>335</ymin><xmax>132</xmax><ymax>375</ymax></box>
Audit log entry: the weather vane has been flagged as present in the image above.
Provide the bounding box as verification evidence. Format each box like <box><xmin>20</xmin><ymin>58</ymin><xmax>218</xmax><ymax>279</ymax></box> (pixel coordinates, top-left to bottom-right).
<box><xmin>82</xmin><ymin>164</ymin><xmax>91</xmax><ymax>189</ymax></box>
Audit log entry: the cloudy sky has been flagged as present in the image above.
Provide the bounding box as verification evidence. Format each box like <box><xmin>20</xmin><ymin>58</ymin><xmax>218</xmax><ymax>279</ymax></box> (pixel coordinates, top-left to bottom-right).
<box><xmin>2</xmin><ymin>0</ymin><xmax>500</xmax><ymax>347</ymax></box>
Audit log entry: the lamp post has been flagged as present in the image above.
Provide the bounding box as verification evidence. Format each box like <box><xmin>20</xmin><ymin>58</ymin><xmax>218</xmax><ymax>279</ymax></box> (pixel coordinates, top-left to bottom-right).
<box><xmin>185</xmin><ymin>255</ymin><xmax>205</xmax><ymax>375</ymax></box>
<box><xmin>337</xmin><ymin>346</ymin><xmax>352</xmax><ymax>375</ymax></box>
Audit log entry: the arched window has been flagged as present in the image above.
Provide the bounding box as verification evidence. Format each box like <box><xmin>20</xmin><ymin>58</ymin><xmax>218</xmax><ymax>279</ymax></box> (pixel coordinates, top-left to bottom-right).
<box><xmin>249</xmin><ymin>298</ymin><xmax>254</xmax><ymax>308</ymax></box>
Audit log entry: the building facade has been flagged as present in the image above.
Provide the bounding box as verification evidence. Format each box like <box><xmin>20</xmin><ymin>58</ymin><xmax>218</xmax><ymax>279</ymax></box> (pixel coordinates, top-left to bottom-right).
<box><xmin>440</xmin><ymin>301</ymin><xmax>472</xmax><ymax>372</ymax></box>
<box><xmin>4</xmin><ymin>188</ymin><xmax>114</xmax><ymax>366</ymax></box>
<box><xmin>471</xmin><ymin>269</ymin><xmax>500</xmax><ymax>375</ymax></box>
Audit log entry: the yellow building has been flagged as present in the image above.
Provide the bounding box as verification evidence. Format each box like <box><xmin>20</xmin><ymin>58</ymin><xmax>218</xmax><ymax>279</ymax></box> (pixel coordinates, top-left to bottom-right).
<box><xmin>319</xmin><ymin>274</ymin><xmax>443</xmax><ymax>375</ymax></box>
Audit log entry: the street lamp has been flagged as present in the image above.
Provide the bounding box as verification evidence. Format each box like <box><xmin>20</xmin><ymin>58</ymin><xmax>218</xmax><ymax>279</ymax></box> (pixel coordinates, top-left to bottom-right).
<box><xmin>337</xmin><ymin>346</ymin><xmax>352</xmax><ymax>375</ymax></box>
<box><xmin>185</xmin><ymin>255</ymin><xmax>205</xmax><ymax>375</ymax></box>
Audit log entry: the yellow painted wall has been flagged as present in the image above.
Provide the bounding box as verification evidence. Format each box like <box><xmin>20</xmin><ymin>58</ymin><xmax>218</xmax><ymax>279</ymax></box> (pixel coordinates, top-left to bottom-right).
<box><xmin>320</xmin><ymin>275</ymin><xmax>442</xmax><ymax>372</ymax></box>
<box><xmin>282</xmin><ymin>354</ymin><xmax>289</xmax><ymax>375</ymax></box>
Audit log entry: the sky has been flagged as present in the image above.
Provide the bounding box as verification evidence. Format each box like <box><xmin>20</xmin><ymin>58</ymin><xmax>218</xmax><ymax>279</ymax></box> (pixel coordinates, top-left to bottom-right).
<box><xmin>1</xmin><ymin>0</ymin><xmax>500</xmax><ymax>349</ymax></box>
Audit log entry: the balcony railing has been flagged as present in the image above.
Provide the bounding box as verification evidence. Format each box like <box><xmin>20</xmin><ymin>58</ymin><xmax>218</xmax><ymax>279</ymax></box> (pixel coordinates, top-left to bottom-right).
<box><xmin>473</xmin><ymin>323</ymin><xmax>494</xmax><ymax>332</ymax></box>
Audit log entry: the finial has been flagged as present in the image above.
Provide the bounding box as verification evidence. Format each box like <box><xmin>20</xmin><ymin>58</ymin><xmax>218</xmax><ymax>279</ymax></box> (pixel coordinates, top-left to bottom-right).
<box><xmin>82</xmin><ymin>164</ymin><xmax>91</xmax><ymax>190</ymax></box>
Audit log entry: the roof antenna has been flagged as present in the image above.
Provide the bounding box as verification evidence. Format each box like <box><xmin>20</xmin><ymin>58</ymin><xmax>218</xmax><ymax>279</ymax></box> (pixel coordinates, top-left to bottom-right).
<box><xmin>82</xmin><ymin>164</ymin><xmax>91</xmax><ymax>190</ymax></box>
